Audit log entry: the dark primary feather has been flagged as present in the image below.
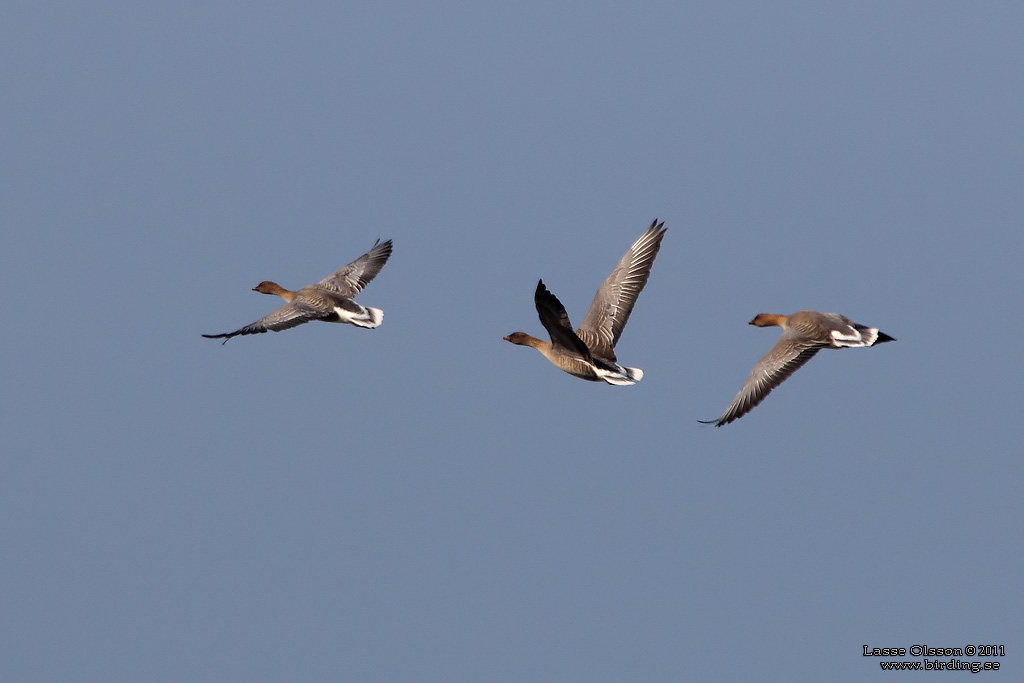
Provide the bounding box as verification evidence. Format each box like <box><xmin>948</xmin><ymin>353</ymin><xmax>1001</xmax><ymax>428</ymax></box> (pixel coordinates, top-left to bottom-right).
<box><xmin>533</xmin><ymin>280</ymin><xmax>593</xmax><ymax>360</ymax></box>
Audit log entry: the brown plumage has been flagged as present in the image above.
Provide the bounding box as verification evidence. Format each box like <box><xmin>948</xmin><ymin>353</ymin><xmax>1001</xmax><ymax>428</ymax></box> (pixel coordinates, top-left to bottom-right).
<box><xmin>203</xmin><ymin>239</ymin><xmax>392</xmax><ymax>344</ymax></box>
<box><xmin>701</xmin><ymin>310</ymin><xmax>895</xmax><ymax>426</ymax></box>
<box><xmin>504</xmin><ymin>220</ymin><xmax>666</xmax><ymax>385</ymax></box>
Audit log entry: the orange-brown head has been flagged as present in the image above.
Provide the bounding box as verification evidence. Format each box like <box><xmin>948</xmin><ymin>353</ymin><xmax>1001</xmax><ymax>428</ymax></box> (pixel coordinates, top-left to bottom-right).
<box><xmin>253</xmin><ymin>281</ymin><xmax>280</xmax><ymax>293</ymax></box>
<box><xmin>252</xmin><ymin>280</ymin><xmax>294</xmax><ymax>298</ymax></box>
<box><xmin>748</xmin><ymin>313</ymin><xmax>788</xmax><ymax>328</ymax></box>
<box><xmin>503</xmin><ymin>332</ymin><xmax>543</xmax><ymax>348</ymax></box>
<box><xmin>252</xmin><ymin>281</ymin><xmax>297</xmax><ymax>302</ymax></box>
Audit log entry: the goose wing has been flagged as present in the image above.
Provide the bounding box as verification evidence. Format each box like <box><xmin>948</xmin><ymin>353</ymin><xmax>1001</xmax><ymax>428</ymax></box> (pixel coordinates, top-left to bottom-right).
<box><xmin>576</xmin><ymin>220</ymin><xmax>665</xmax><ymax>361</ymax></box>
<box><xmin>202</xmin><ymin>302</ymin><xmax>323</xmax><ymax>344</ymax></box>
<box><xmin>702</xmin><ymin>336</ymin><xmax>823</xmax><ymax>426</ymax></box>
<box><xmin>316</xmin><ymin>239</ymin><xmax>393</xmax><ymax>297</ymax></box>
<box><xmin>534</xmin><ymin>280</ymin><xmax>593</xmax><ymax>360</ymax></box>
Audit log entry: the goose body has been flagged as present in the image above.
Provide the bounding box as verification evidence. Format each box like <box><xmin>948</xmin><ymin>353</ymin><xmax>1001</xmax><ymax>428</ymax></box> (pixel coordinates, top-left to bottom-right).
<box><xmin>504</xmin><ymin>220</ymin><xmax>666</xmax><ymax>385</ymax></box>
<box><xmin>701</xmin><ymin>310</ymin><xmax>895</xmax><ymax>426</ymax></box>
<box><xmin>203</xmin><ymin>239</ymin><xmax>392</xmax><ymax>344</ymax></box>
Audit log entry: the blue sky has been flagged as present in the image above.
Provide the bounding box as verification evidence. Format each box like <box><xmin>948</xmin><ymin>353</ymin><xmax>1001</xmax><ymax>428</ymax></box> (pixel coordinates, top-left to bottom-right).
<box><xmin>2</xmin><ymin>1</ymin><xmax>1021</xmax><ymax>681</ymax></box>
